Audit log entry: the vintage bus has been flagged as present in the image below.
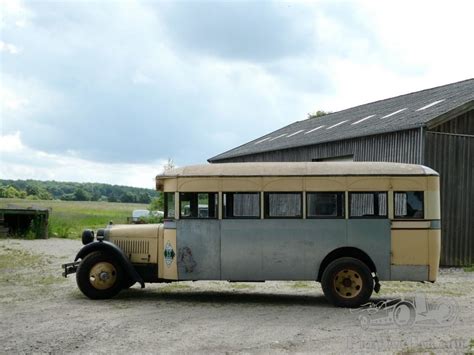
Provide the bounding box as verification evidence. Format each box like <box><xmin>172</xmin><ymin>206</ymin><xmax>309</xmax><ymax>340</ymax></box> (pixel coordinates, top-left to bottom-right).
<box><xmin>62</xmin><ymin>162</ymin><xmax>441</xmax><ymax>307</ymax></box>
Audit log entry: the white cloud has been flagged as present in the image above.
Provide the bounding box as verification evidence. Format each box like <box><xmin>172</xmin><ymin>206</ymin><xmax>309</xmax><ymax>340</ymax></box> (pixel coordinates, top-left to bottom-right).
<box><xmin>1</xmin><ymin>0</ymin><xmax>474</xmax><ymax>186</ymax></box>
<box><xmin>302</xmin><ymin>0</ymin><xmax>474</xmax><ymax>113</ymax></box>
<box><xmin>0</xmin><ymin>40</ymin><xmax>19</xmax><ymax>54</ymax></box>
<box><xmin>0</xmin><ymin>0</ymin><xmax>32</xmax><ymax>29</ymax></box>
<box><xmin>0</xmin><ymin>131</ymin><xmax>25</xmax><ymax>152</ymax></box>
<box><xmin>0</xmin><ymin>85</ymin><xmax>29</xmax><ymax>110</ymax></box>
<box><xmin>0</xmin><ymin>132</ymin><xmax>166</xmax><ymax>188</ymax></box>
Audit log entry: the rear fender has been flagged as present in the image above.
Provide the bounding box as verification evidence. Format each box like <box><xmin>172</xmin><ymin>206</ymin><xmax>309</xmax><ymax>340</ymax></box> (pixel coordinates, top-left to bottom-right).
<box><xmin>75</xmin><ymin>241</ymin><xmax>145</xmax><ymax>288</ymax></box>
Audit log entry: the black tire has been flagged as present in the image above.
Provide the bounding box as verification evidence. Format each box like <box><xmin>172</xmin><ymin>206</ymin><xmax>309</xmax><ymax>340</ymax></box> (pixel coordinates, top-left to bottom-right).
<box><xmin>76</xmin><ymin>251</ymin><xmax>124</xmax><ymax>299</ymax></box>
<box><xmin>321</xmin><ymin>257</ymin><xmax>373</xmax><ymax>308</ymax></box>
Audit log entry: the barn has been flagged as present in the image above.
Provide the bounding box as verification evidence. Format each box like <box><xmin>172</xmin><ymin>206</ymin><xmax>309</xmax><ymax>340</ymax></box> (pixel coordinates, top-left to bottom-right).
<box><xmin>209</xmin><ymin>78</ymin><xmax>474</xmax><ymax>266</ymax></box>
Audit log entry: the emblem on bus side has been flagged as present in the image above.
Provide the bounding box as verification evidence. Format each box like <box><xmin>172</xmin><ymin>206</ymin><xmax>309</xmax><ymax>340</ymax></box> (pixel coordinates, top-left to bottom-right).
<box><xmin>164</xmin><ymin>242</ymin><xmax>175</xmax><ymax>267</ymax></box>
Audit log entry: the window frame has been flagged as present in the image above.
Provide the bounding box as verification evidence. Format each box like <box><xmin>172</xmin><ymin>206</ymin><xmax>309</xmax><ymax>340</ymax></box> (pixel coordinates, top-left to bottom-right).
<box><xmin>222</xmin><ymin>192</ymin><xmax>261</xmax><ymax>219</ymax></box>
<box><xmin>393</xmin><ymin>191</ymin><xmax>425</xmax><ymax>220</ymax></box>
<box><xmin>164</xmin><ymin>192</ymin><xmax>175</xmax><ymax>220</ymax></box>
<box><xmin>179</xmin><ymin>192</ymin><xmax>219</xmax><ymax>220</ymax></box>
<box><xmin>306</xmin><ymin>191</ymin><xmax>345</xmax><ymax>219</ymax></box>
<box><xmin>263</xmin><ymin>192</ymin><xmax>303</xmax><ymax>219</ymax></box>
<box><xmin>349</xmin><ymin>191</ymin><xmax>388</xmax><ymax>219</ymax></box>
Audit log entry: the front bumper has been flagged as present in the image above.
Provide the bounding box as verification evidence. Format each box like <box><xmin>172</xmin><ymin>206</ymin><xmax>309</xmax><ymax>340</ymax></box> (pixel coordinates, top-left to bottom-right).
<box><xmin>61</xmin><ymin>261</ymin><xmax>80</xmax><ymax>277</ymax></box>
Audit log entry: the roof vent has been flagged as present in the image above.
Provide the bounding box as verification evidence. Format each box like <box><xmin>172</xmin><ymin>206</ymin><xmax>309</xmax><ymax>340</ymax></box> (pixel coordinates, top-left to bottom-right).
<box><xmin>254</xmin><ymin>137</ymin><xmax>271</xmax><ymax>145</ymax></box>
<box><xmin>287</xmin><ymin>129</ymin><xmax>305</xmax><ymax>137</ymax></box>
<box><xmin>269</xmin><ymin>133</ymin><xmax>287</xmax><ymax>141</ymax></box>
<box><xmin>381</xmin><ymin>108</ymin><xmax>407</xmax><ymax>119</ymax></box>
<box><xmin>304</xmin><ymin>125</ymin><xmax>325</xmax><ymax>134</ymax></box>
<box><xmin>327</xmin><ymin>120</ymin><xmax>348</xmax><ymax>129</ymax></box>
<box><xmin>352</xmin><ymin>115</ymin><xmax>375</xmax><ymax>125</ymax></box>
<box><xmin>416</xmin><ymin>99</ymin><xmax>445</xmax><ymax>111</ymax></box>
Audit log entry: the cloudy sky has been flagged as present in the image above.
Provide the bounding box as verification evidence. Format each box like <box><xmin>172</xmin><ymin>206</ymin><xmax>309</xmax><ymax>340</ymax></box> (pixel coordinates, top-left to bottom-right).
<box><xmin>1</xmin><ymin>0</ymin><xmax>473</xmax><ymax>188</ymax></box>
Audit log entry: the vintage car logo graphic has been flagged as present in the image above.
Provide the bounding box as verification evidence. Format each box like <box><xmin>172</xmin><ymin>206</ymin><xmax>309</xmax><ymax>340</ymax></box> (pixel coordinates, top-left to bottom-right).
<box><xmin>164</xmin><ymin>242</ymin><xmax>175</xmax><ymax>267</ymax></box>
<box><xmin>350</xmin><ymin>293</ymin><xmax>458</xmax><ymax>330</ymax></box>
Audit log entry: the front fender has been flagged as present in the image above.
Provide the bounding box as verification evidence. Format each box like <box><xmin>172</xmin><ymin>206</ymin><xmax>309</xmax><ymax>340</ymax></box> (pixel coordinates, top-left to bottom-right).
<box><xmin>75</xmin><ymin>241</ymin><xmax>145</xmax><ymax>288</ymax></box>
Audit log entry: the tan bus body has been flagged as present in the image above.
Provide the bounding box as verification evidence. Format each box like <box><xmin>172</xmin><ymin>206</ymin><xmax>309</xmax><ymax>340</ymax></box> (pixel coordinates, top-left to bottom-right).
<box><xmin>63</xmin><ymin>162</ymin><xmax>441</xmax><ymax>307</ymax></box>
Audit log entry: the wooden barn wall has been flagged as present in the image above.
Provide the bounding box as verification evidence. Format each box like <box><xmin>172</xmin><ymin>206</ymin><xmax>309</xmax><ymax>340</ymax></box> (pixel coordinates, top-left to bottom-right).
<box><xmin>216</xmin><ymin>129</ymin><xmax>423</xmax><ymax>164</ymax></box>
<box><xmin>426</xmin><ymin>109</ymin><xmax>474</xmax><ymax>266</ymax></box>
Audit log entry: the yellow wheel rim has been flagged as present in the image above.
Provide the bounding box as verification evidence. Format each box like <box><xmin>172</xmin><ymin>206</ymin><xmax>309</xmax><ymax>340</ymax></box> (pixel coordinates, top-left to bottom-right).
<box><xmin>333</xmin><ymin>268</ymin><xmax>363</xmax><ymax>299</ymax></box>
<box><xmin>89</xmin><ymin>262</ymin><xmax>117</xmax><ymax>290</ymax></box>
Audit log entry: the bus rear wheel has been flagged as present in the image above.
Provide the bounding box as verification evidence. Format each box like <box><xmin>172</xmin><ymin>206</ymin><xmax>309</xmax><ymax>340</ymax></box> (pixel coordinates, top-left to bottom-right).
<box><xmin>76</xmin><ymin>251</ymin><xmax>124</xmax><ymax>299</ymax></box>
<box><xmin>321</xmin><ymin>257</ymin><xmax>373</xmax><ymax>308</ymax></box>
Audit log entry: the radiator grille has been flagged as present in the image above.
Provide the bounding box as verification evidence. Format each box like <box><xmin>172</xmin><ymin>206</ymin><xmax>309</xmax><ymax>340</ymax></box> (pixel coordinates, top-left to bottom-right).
<box><xmin>113</xmin><ymin>239</ymin><xmax>150</xmax><ymax>255</ymax></box>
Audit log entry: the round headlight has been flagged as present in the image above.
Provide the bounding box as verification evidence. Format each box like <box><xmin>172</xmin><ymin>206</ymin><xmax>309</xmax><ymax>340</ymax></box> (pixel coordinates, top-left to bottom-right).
<box><xmin>82</xmin><ymin>229</ymin><xmax>94</xmax><ymax>245</ymax></box>
<box><xmin>96</xmin><ymin>228</ymin><xmax>105</xmax><ymax>241</ymax></box>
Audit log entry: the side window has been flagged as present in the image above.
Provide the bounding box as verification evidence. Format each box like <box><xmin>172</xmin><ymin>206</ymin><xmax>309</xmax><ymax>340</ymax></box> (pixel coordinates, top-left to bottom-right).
<box><xmin>223</xmin><ymin>192</ymin><xmax>260</xmax><ymax>219</ymax></box>
<box><xmin>394</xmin><ymin>191</ymin><xmax>424</xmax><ymax>219</ymax></box>
<box><xmin>179</xmin><ymin>192</ymin><xmax>218</xmax><ymax>219</ymax></box>
<box><xmin>307</xmin><ymin>192</ymin><xmax>344</xmax><ymax>218</ymax></box>
<box><xmin>350</xmin><ymin>192</ymin><xmax>387</xmax><ymax>218</ymax></box>
<box><xmin>164</xmin><ymin>192</ymin><xmax>175</xmax><ymax>219</ymax></box>
<box><xmin>264</xmin><ymin>192</ymin><xmax>302</xmax><ymax>218</ymax></box>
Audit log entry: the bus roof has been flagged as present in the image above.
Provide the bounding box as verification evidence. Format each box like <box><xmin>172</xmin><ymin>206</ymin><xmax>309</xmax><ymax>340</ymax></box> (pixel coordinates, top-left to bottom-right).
<box><xmin>157</xmin><ymin>162</ymin><xmax>438</xmax><ymax>179</ymax></box>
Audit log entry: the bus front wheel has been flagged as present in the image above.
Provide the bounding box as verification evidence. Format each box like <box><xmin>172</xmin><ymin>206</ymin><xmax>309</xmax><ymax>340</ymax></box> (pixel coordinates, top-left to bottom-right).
<box><xmin>76</xmin><ymin>251</ymin><xmax>124</xmax><ymax>299</ymax></box>
<box><xmin>321</xmin><ymin>257</ymin><xmax>373</xmax><ymax>308</ymax></box>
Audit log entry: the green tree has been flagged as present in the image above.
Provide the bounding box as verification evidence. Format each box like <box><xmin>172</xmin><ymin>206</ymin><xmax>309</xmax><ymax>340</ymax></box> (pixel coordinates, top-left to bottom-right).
<box><xmin>120</xmin><ymin>192</ymin><xmax>135</xmax><ymax>203</ymax></box>
<box><xmin>90</xmin><ymin>191</ymin><xmax>101</xmax><ymax>201</ymax></box>
<box><xmin>25</xmin><ymin>184</ymin><xmax>40</xmax><ymax>196</ymax></box>
<box><xmin>74</xmin><ymin>188</ymin><xmax>91</xmax><ymax>201</ymax></box>
<box><xmin>137</xmin><ymin>192</ymin><xmax>151</xmax><ymax>204</ymax></box>
<box><xmin>308</xmin><ymin>110</ymin><xmax>332</xmax><ymax>119</ymax></box>
<box><xmin>0</xmin><ymin>186</ymin><xmax>7</xmax><ymax>198</ymax></box>
<box><xmin>0</xmin><ymin>186</ymin><xmax>18</xmax><ymax>198</ymax></box>
<box><xmin>149</xmin><ymin>193</ymin><xmax>163</xmax><ymax>211</ymax></box>
<box><xmin>24</xmin><ymin>183</ymin><xmax>52</xmax><ymax>200</ymax></box>
<box><xmin>2</xmin><ymin>185</ymin><xmax>22</xmax><ymax>198</ymax></box>
<box><xmin>0</xmin><ymin>178</ymin><xmax>159</xmax><ymax>203</ymax></box>
<box><xmin>37</xmin><ymin>189</ymin><xmax>53</xmax><ymax>200</ymax></box>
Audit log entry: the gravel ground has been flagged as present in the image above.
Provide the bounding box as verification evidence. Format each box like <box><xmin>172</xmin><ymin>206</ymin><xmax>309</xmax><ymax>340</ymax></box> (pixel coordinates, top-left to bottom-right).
<box><xmin>0</xmin><ymin>238</ymin><xmax>473</xmax><ymax>354</ymax></box>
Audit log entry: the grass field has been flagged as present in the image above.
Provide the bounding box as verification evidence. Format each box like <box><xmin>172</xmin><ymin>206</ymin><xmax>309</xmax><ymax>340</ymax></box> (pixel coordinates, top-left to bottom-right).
<box><xmin>0</xmin><ymin>198</ymin><xmax>149</xmax><ymax>239</ymax></box>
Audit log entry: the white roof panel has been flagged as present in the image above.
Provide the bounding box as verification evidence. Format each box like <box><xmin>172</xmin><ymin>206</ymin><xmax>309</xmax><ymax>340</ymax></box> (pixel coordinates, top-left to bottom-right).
<box><xmin>327</xmin><ymin>120</ymin><xmax>348</xmax><ymax>129</ymax></box>
<box><xmin>159</xmin><ymin>162</ymin><xmax>439</xmax><ymax>178</ymax></box>
<box><xmin>352</xmin><ymin>115</ymin><xmax>375</xmax><ymax>125</ymax></box>
<box><xmin>416</xmin><ymin>99</ymin><xmax>445</xmax><ymax>111</ymax></box>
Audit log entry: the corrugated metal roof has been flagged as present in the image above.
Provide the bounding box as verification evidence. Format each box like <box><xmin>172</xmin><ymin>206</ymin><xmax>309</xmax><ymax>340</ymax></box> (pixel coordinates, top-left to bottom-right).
<box><xmin>209</xmin><ymin>78</ymin><xmax>474</xmax><ymax>162</ymax></box>
<box><xmin>157</xmin><ymin>162</ymin><xmax>438</xmax><ymax>178</ymax></box>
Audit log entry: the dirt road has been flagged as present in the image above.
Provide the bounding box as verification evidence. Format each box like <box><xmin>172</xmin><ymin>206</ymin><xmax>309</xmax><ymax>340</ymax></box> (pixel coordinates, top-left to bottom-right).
<box><xmin>0</xmin><ymin>238</ymin><xmax>473</xmax><ymax>354</ymax></box>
